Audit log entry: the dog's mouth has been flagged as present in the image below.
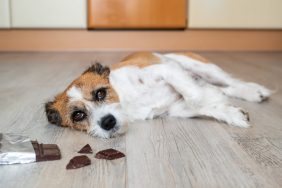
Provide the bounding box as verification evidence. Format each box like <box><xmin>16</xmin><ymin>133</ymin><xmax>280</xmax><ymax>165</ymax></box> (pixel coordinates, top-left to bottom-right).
<box><xmin>88</xmin><ymin>124</ymin><xmax>126</xmax><ymax>139</ymax></box>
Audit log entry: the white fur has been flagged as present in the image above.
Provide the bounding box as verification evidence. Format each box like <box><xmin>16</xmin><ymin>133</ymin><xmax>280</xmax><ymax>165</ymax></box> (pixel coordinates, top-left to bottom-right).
<box><xmin>68</xmin><ymin>53</ymin><xmax>272</xmax><ymax>138</ymax></box>
<box><xmin>67</xmin><ymin>86</ymin><xmax>83</xmax><ymax>101</ymax></box>
<box><xmin>108</xmin><ymin>53</ymin><xmax>271</xmax><ymax>130</ymax></box>
<box><xmin>87</xmin><ymin>103</ymin><xmax>127</xmax><ymax>138</ymax></box>
<box><xmin>164</xmin><ymin>53</ymin><xmax>272</xmax><ymax>102</ymax></box>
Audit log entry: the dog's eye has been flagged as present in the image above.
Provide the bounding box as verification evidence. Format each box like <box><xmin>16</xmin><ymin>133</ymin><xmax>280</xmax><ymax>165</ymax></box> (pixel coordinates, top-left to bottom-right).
<box><xmin>71</xmin><ymin>111</ymin><xmax>87</xmax><ymax>122</ymax></box>
<box><xmin>94</xmin><ymin>88</ymin><xmax>107</xmax><ymax>101</ymax></box>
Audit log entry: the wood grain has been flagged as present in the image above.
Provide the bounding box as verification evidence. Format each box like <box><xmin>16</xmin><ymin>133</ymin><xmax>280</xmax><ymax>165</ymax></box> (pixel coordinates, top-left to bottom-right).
<box><xmin>88</xmin><ymin>0</ymin><xmax>186</xmax><ymax>29</ymax></box>
<box><xmin>0</xmin><ymin>52</ymin><xmax>281</xmax><ymax>188</ymax></box>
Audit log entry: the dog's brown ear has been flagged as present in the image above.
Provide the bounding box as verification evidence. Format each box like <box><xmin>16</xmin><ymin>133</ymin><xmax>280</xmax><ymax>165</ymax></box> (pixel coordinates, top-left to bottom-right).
<box><xmin>45</xmin><ymin>101</ymin><xmax>62</xmax><ymax>126</ymax></box>
<box><xmin>83</xmin><ymin>63</ymin><xmax>110</xmax><ymax>77</ymax></box>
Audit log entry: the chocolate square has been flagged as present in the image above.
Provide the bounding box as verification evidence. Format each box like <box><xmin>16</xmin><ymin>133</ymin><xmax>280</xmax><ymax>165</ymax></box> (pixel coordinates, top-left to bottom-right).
<box><xmin>95</xmin><ymin>149</ymin><xmax>125</xmax><ymax>160</ymax></box>
<box><xmin>66</xmin><ymin>155</ymin><xmax>91</xmax><ymax>170</ymax></box>
<box><xmin>78</xmin><ymin>144</ymin><xmax>93</xmax><ymax>154</ymax></box>
<box><xmin>31</xmin><ymin>141</ymin><xmax>61</xmax><ymax>162</ymax></box>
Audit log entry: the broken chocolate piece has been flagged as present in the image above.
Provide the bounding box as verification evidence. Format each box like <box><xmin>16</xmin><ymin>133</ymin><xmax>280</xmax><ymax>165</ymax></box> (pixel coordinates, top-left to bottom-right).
<box><xmin>31</xmin><ymin>141</ymin><xmax>61</xmax><ymax>162</ymax></box>
<box><xmin>95</xmin><ymin>149</ymin><xmax>125</xmax><ymax>160</ymax></box>
<box><xmin>66</xmin><ymin>155</ymin><xmax>91</xmax><ymax>170</ymax></box>
<box><xmin>78</xmin><ymin>144</ymin><xmax>93</xmax><ymax>154</ymax></box>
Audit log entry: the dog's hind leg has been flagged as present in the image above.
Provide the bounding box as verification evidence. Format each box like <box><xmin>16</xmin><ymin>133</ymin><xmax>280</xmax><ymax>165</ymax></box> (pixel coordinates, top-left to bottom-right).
<box><xmin>147</xmin><ymin>62</ymin><xmax>226</xmax><ymax>109</ymax></box>
<box><xmin>162</xmin><ymin>53</ymin><xmax>271</xmax><ymax>102</ymax></box>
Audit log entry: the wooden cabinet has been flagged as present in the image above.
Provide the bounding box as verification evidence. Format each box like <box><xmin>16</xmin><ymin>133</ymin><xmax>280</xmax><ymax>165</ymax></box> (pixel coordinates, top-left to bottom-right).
<box><xmin>88</xmin><ymin>0</ymin><xmax>186</xmax><ymax>29</ymax></box>
<box><xmin>0</xmin><ymin>0</ymin><xmax>10</xmax><ymax>28</ymax></box>
<box><xmin>189</xmin><ymin>0</ymin><xmax>282</xmax><ymax>29</ymax></box>
<box><xmin>10</xmin><ymin>0</ymin><xmax>87</xmax><ymax>28</ymax></box>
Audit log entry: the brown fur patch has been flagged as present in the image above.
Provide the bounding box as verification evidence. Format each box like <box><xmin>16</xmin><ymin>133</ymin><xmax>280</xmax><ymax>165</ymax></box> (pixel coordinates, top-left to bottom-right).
<box><xmin>177</xmin><ymin>52</ymin><xmax>210</xmax><ymax>63</ymax></box>
<box><xmin>50</xmin><ymin>92</ymin><xmax>70</xmax><ymax>127</ymax></box>
<box><xmin>46</xmin><ymin>63</ymin><xmax>119</xmax><ymax>131</ymax></box>
<box><xmin>71</xmin><ymin>72</ymin><xmax>119</xmax><ymax>103</ymax></box>
<box><xmin>111</xmin><ymin>52</ymin><xmax>160</xmax><ymax>70</ymax></box>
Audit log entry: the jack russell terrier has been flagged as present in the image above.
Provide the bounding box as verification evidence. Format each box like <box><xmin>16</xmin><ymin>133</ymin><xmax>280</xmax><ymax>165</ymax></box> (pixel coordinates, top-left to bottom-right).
<box><xmin>45</xmin><ymin>52</ymin><xmax>271</xmax><ymax>138</ymax></box>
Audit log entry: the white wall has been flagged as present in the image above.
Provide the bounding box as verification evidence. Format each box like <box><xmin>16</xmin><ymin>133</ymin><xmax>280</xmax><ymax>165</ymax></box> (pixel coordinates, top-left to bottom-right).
<box><xmin>11</xmin><ymin>0</ymin><xmax>87</xmax><ymax>28</ymax></box>
<box><xmin>189</xmin><ymin>0</ymin><xmax>282</xmax><ymax>29</ymax></box>
<box><xmin>0</xmin><ymin>0</ymin><xmax>10</xmax><ymax>28</ymax></box>
<box><xmin>1</xmin><ymin>0</ymin><xmax>282</xmax><ymax>29</ymax></box>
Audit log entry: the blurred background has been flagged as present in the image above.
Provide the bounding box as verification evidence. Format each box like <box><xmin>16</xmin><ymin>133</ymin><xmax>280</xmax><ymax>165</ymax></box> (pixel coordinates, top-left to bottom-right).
<box><xmin>0</xmin><ymin>0</ymin><xmax>281</xmax><ymax>51</ymax></box>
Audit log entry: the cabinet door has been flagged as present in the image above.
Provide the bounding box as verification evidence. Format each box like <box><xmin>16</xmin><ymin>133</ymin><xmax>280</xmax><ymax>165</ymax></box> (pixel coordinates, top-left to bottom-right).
<box><xmin>189</xmin><ymin>0</ymin><xmax>282</xmax><ymax>29</ymax></box>
<box><xmin>0</xmin><ymin>0</ymin><xmax>10</xmax><ymax>28</ymax></box>
<box><xmin>11</xmin><ymin>0</ymin><xmax>86</xmax><ymax>28</ymax></box>
<box><xmin>88</xmin><ymin>0</ymin><xmax>186</xmax><ymax>29</ymax></box>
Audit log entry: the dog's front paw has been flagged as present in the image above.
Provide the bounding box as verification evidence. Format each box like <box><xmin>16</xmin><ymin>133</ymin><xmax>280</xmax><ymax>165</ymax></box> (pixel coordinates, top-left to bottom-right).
<box><xmin>226</xmin><ymin>106</ymin><xmax>251</xmax><ymax>128</ymax></box>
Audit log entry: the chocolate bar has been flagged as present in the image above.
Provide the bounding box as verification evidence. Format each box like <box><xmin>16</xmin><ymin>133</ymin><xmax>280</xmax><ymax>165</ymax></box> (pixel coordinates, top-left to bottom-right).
<box><xmin>78</xmin><ymin>144</ymin><xmax>93</xmax><ymax>154</ymax></box>
<box><xmin>66</xmin><ymin>155</ymin><xmax>91</xmax><ymax>169</ymax></box>
<box><xmin>31</xmin><ymin>141</ymin><xmax>61</xmax><ymax>162</ymax></box>
<box><xmin>95</xmin><ymin>149</ymin><xmax>125</xmax><ymax>160</ymax></box>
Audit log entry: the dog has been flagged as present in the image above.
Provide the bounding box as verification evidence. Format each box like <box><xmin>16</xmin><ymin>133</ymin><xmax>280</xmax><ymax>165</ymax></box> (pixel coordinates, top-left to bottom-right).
<box><xmin>45</xmin><ymin>52</ymin><xmax>271</xmax><ymax>138</ymax></box>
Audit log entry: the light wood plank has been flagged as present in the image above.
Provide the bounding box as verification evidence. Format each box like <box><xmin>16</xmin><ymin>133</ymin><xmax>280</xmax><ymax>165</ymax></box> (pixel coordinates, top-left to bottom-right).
<box><xmin>126</xmin><ymin>118</ymin><xmax>280</xmax><ymax>188</ymax></box>
<box><xmin>0</xmin><ymin>52</ymin><xmax>281</xmax><ymax>188</ymax></box>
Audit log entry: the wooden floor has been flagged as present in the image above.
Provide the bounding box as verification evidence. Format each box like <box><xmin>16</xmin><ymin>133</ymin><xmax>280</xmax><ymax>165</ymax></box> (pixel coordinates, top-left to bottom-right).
<box><xmin>0</xmin><ymin>52</ymin><xmax>282</xmax><ymax>188</ymax></box>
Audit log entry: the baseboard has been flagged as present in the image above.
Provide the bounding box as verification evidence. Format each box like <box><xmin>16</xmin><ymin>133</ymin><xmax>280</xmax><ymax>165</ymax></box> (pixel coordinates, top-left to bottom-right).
<box><xmin>0</xmin><ymin>29</ymin><xmax>282</xmax><ymax>51</ymax></box>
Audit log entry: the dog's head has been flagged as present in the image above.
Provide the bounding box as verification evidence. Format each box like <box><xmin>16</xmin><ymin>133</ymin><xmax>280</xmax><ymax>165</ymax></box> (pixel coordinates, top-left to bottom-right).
<box><xmin>45</xmin><ymin>63</ymin><xmax>127</xmax><ymax>138</ymax></box>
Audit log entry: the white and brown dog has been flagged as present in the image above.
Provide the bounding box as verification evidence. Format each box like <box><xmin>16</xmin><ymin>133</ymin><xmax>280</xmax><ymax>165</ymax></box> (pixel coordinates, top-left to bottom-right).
<box><xmin>45</xmin><ymin>52</ymin><xmax>271</xmax><ymax>138</ymax></box>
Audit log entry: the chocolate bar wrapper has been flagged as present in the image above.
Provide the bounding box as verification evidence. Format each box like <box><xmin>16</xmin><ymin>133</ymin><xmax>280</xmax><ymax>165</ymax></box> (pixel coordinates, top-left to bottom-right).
<box><xmin>0</xmin><ymin>133</ymin><xmax>36</xmax><ymax>164</ymax></box>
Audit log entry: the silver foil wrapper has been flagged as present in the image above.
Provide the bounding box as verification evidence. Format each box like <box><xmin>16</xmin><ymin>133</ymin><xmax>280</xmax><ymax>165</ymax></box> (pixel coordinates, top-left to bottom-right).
<box><xmin>0</xmin><ymin>133</ymin><xmax>36</xmax><ymax>164</ymax></box>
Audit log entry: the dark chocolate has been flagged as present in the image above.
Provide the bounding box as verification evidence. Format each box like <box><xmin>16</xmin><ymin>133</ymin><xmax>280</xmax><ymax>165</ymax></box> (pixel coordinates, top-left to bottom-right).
<box><xmin>66</xmin><ymin>155</ymin><xmax>91</xmax><ymax>170</ymax></box>
<box><xmin>95</xmin><ymin>149</ymin><xmax>125</xmax><ymax>160</ymax></box>
<box><xmin>78</xmin><ymin>144</ymin><xmax>93</xmax><ymax>154</ymax></box>
<box><xmin>31</xmin><ymin>141</ymin><xmax>61</xmax><ymax>162</ymax></box>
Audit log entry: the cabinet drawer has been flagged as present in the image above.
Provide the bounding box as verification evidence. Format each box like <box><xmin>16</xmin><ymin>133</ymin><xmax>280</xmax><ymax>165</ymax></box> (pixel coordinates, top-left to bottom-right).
<box><xmin>88</xmin><ymin>0</ymin><xmax>186</xmax><ymax>29</ymax></box>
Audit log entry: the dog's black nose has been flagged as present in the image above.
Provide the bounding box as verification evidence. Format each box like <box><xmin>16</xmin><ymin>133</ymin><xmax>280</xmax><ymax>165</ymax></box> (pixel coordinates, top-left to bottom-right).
<box><xmin>100</xmin><ymin>114</ymin><xmax>116</xmax><ymax>131</ymax></box>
